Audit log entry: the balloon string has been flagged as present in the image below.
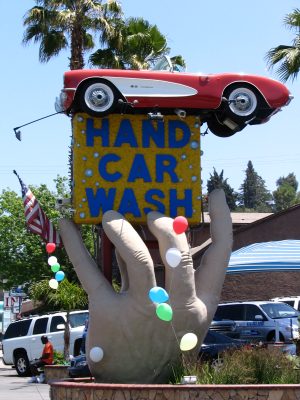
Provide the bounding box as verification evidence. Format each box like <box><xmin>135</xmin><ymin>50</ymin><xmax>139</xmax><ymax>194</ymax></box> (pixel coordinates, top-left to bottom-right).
<box><xmin>167</xmin><ymin>262</ymin><xmax>194</xmax><ymax>376</ymax></box>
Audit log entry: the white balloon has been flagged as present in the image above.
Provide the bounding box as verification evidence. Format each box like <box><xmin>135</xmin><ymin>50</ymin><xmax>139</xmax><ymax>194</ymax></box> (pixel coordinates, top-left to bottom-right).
<box><xmin>48</xmin><ymin>256</ymin><xmax>58</xmax><ymax>266</ymax></box>
<box><xmin>180</xmin><ymin>333</ymin><xmax>198</xmax><ymax>351</ymax></box>
<box><xmin>49</xmin><ymin>278</ymin><xmax>58</xmax><ymax>290</ymax></box>
<box><xmin>90</xmin><ymin>346</ymin><xmax>104</xmax><ymax>362</ymax></box>
<box><xmin>165</xmin><ymin>248</ymin><xmax>182</xmax><ymax>268</ymax></box>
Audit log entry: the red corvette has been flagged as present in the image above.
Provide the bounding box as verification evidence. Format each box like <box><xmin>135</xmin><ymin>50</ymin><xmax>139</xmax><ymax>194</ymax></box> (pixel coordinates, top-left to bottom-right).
<box><xmin>55</xmin><ymin>56</ymin><xmax>293</xmax><ymax>137</ymax></box>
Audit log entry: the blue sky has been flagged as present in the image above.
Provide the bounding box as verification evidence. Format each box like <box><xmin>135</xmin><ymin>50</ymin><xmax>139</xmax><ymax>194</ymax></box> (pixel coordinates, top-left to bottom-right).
<box><xmin>0</xmin><ymin>1</ymin><xmax>299</xmax><ymax>196</ymax></box>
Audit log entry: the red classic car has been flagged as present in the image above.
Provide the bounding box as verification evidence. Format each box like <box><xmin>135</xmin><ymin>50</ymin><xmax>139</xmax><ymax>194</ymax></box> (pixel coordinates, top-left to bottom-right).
<box><xmin>55</xmin><ymin>56</ymin><xmax>293</xmax><ymax>137</ymax></box>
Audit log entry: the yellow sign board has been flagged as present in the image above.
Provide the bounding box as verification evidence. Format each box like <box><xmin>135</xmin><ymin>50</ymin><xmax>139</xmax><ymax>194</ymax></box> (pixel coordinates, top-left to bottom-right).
<box><xmin>72</xmin><ymin>114</ymin><xmax>202</xmax><ymax>225</ymax></box>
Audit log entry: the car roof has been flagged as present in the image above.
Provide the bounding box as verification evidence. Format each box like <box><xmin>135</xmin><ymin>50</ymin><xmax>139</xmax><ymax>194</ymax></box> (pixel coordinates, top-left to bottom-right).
<box><xmin>218</xmin><ymin>301</ymin><xmax>286</xmax><ymax>306</ymax></box>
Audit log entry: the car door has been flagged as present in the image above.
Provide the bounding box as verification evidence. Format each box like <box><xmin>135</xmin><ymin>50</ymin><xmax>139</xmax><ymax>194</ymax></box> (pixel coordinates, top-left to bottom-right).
<box><xmin>244</xmin><ymin>304</ymin><xmax>268</xmax><ymax>341</ymax></box>
<box><xmin>47</xmin><ymin>315</ymin><xmax>66</xmax><ymax>354</ymax></box>
<box><xmin>29</xmin><ymin>317</ymin><xmax>49</xmax><ymax>360</ymax></box>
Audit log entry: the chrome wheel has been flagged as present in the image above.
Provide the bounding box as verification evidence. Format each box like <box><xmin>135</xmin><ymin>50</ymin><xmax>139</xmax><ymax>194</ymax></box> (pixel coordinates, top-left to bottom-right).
<box><xmin>228</xmin><ymin>87</ymin><xmax>258</xmax><ymax>117</ymax></box>
<box><xmin>15</xmin><ymin>353</ymin><xmax>30</xmax><ymax>376</ymax></box>
<box><xmin>82</xmin><ymin>82</ymin><xmax>115</xmax><ymax>115</ymax></box>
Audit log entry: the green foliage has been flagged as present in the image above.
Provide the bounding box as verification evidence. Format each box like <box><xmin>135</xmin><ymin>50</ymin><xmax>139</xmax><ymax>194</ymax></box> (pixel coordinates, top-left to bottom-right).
<box><xmin>239</xmin><ymin>161</ymin><xmax>272</xmax><ymax>211</ymax></box>
<box><xmin>23</xmin><ymin>0</ymin><xmax>123</xmax><ymax>69</ymax></box>
<box><xmin>265</xmin><ymin>8</ymin><xmax>300</xmax><ymax>82</ymax></box>
<box><xmin>171</xmin><ymin>347</ymin><xmax>300</xmax><ymax>384</ymax></box>
<box><xmin>273</xmin><ymin>173</ymin><xmax>299</xmax><ymax>211</ymax></box>
<box><xmin>53</xmin><ymin>350</ymin><xmax>69</xmax><ymax>365</ymax></box>
<box><xmin>29</xmin><ymin>278</ymin><xmax>88</xmax><ymax>312</ymax></box>
<box><xmin>90</xmin><ymin>16</ymin><xmax>178</xmax><ymax>70</ymax></box>
<box><xmin>206</xmin><ymin>168</ymin><xmax>238</xmax><ymax>211</ymax></box>
<box><xmin>0</xmin><ymin>176</ymin><xmax>93</xmax><ymax>291</ymax></box>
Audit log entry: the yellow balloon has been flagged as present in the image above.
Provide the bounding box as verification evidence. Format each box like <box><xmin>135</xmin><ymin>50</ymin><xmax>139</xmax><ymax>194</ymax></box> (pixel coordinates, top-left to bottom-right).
<box><xmin>180</xmin><ymin>333</ymin><xmax>198</xmax><ymax>351</ymax></box>
<box><xmin>49</xmin><ymin>278</ymin><xmax>58</xmax><ymax>290</ymax></box>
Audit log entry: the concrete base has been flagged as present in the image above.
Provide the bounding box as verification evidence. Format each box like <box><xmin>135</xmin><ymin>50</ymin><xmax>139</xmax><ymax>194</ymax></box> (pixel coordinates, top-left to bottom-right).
<box><xmin>44</xmin><ymin>365</ymin><xmax>69</xmax><ymax>383</ymax></box>
<box><xmin>49</xmin><ymin>381</ymin><xmax>300</xmax><ymax>400</ymax></box>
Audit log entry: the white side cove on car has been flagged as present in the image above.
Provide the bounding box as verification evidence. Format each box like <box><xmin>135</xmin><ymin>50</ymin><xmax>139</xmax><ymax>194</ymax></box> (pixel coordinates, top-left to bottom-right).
<box><xmin>104</xmin><ymin>77</ymin><xmax>198</xmax><ymax>97</ymax></box>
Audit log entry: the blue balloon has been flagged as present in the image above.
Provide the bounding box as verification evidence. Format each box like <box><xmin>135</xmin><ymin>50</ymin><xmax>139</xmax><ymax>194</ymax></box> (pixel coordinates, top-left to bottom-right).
<box><xmin>55</xmin><ymin>271</ymin><xmax>65</xmax><ymax>282</ymax></box>
<box><xmin>149</xmin><ymin>286</ymin><xmax>169</xmax><ymax>304</ymax></box>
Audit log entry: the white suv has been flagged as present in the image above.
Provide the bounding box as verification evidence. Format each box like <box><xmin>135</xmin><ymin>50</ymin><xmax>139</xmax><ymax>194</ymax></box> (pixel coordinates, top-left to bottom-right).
<box><xmin>2</xmin><ymin>310</ymin><xmax>88</xmax><ymax>376</ymax></box>
<box><xmin>214</xmin><ymin>301</ymin><xmax>299</xmax><ymax>343</ymax></box>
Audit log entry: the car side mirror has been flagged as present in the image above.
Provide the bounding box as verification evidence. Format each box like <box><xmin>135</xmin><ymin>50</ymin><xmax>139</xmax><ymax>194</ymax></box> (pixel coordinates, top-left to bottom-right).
<box><xmin>56</xmin><ymin>324</ymin><xmax>65</xmax><ymax>330</ymax></box>
<box><xmin>254</xmin><ymin>315</ymin><xmax>263</xmax><ymax>321</ymax></box>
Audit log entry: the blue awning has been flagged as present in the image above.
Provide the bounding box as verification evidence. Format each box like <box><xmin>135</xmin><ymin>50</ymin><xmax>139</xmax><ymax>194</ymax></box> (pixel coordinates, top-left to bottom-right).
<box><xmin>227</xmin><ymin>240</ymin><xmax>300</xmax><ymax>274</ymax></box>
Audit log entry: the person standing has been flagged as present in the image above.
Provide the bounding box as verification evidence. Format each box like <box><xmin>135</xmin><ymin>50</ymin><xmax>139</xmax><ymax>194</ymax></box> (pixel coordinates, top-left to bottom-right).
<box><xmin>28</xmin><ymin>335</ymin><xmax>54</xmax><ymax>383</ymax></box>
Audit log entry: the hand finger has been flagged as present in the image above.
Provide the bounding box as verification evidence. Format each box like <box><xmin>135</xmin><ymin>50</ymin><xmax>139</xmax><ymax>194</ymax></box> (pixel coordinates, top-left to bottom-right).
<box><xmin>115</xmin><ymin>250</ymin><xmax>129</xmax><ymax>292</ymax></box>
<box><xmin>194</xmin><ymin>189</ymin><xmax>232</xmax><ymax>316</ymax></box>
<box><xmin>102</xmin><ymin>211</ymin><xmax>156</xmax><ymax>299</ymax></box>
<box><xmin>58</xmin><ymin>219</ymin><xmax>114</xmax><ymax>299</ymax></box>
<box><xmin>147</xmin><ymin>211</ymin><xmax>196</xmax><ymax>305</ymax></box>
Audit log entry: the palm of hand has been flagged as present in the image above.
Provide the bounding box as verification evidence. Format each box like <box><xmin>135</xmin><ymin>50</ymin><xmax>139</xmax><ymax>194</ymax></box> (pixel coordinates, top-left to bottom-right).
<box><xmin>59</xmin><ymin>189</ymin><xmax>232</xmax><ymax>383</ymax></box>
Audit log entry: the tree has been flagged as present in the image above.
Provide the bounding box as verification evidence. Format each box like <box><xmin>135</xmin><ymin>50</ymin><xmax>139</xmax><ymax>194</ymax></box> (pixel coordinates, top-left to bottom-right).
<box><xmin>0</xmin><ymin>176</ymin><xmax>93</xmax><ymax>291</ymax></box>
<box><xmin>276</xmin><ymin>172</ymin><xmax>298</xmax><ymax>192</ymax></box>
<box><xmin>206</xmin><ymin>168</ymin><xmax>238</xmax><ymax>211</ymax></box>
<box><xmin>273</xmin><ymin>173</ymin><xmax>300</xmax><ymax>211</ymax></box>
<box><xmin>89</xmin><ymin>16</ymin><xmax>185</xmax><ymax>70</ymax></box>
<box><xmin>29</xmin><ymin>278</ymin><xmax>88</xmax><ymax>359</ymax></box>
<box><xmin>265</xmin><ymin>8</ymin><xmax>300</xmax><ymax>82</ymax></box>
<box><xmin>239</xmin><ymin>161</ymin><xmax>272</xmax><ymax>211</ymax></box>
<box><xmin>23</xmin><ymin>0</ymin><xmax>122</xmax><ymax>69</ymax></box>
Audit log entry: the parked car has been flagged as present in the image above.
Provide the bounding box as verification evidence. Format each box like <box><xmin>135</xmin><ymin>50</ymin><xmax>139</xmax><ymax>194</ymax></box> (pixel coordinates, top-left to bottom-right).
<box><xmin>68</xmin><ymin>354</ymin><xmax>91</xmax><ymax>378</ymax></box>
<box><xmin>55</xmin><ymin>56</ymin><xmax>292</xmax><ymax>138</ymax></box>
<box><xmin>270</xmin><ymin>296</ymin><xmax>300</xmax><ymax>311</ymax></box>
<box><xmin>214</xmin><ymin>301</ymin><xmax>299</xmax><ymax>343</ymax></box>
<box><xmin>2</xmin><ymin>310</ymin><xmax>88</xmax><ymax>376</ymax></box>
<box><xmin>199</xmin><ymin>331</ymin><xmax>246</xmax><ymax>362</ymax></box>
<box><xmin>209</xmin><ymin>319</ymin><xmax>240</xmax><ymax>338</ymax></box>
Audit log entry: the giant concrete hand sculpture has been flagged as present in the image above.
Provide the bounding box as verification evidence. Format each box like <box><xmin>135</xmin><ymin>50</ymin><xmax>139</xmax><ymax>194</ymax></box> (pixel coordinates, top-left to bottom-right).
<box><xmin>59</xmin><ymin>189</ymin><xmax>232</xmax><ymax>383</ymax></box>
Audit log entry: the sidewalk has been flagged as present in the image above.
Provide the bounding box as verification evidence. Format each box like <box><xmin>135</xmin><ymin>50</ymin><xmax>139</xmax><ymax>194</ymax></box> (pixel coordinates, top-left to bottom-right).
<box><xmin>0</xmin><ymin>351</ymin><xmax>50</xmax><ymax>400</ymax></box>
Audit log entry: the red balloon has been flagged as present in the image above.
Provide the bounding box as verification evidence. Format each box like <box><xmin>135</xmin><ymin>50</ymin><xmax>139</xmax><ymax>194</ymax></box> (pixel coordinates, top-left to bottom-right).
<box><xmin>46</xmin><ymin>243</ymin><xmax>56</xmax><ymax>254</ymax></box>
<box><xmin>173</xmin><ymin>216</ymin><xmax>188</xmax><ymax>234</ymax></box>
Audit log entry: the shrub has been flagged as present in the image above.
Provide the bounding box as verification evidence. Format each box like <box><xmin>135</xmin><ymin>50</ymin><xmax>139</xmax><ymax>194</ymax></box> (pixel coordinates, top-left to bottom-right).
<box><xmin>171</xmin><ymin>346</ymin><xmax>300</xmax><ymax>384</ymax></box>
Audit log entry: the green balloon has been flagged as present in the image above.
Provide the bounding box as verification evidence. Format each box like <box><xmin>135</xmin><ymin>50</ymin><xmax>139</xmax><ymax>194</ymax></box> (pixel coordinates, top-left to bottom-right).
<box><xmin>156</xmin><ymin>303</ymin><xmax>173</xmax><ymax>322</ymax></box>
<box><xmin>51</xmin><ymin>263</ymin><xmax>60</xmax><ymax>273</ymax></box>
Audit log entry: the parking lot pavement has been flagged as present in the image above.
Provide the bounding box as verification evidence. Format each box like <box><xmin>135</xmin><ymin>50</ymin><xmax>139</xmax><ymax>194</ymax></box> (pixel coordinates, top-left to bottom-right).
<box><xmin>0</xmin><ymin>352</ymin><xmax>50</xmax><ymax>400</ymax></box>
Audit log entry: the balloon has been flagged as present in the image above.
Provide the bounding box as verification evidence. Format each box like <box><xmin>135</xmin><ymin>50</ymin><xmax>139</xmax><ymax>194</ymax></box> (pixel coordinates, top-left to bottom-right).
<box><xmin>165</xmin><ymin>248</ymin><xmax>182</xmax><ymax>268</ymax></box>
<box><xmin>156</xmin><ymin>303</ymin><xmax>173</xmax><ymax>322</ymax></box>
<box><xmin>55</xmin><ymin>271</ymin><xmax>65</xmax><ymax>282</ymax></box>
<box><xmin>49</xmin><ymin>279</ymin><xmax>58</xmax><ymax>290</ymax></box>
<box><xmin>180</xmin><ymin>333</ymin><xmax>198</xmax><ymax>351</ymax></box>
<box><xmin>90</xmin><ymin>346</ymin><xmax>104</xmax><ymax>362</ymax></box>
<box><xmin>173</xmin><ymin>216</ymin><xmax>188</xmax><ymax>234</ymax></box>
<box><xmin>51</xmin><ymin>263</ymin><xmax>60</xmax><ymax>273</ymax></box>
<box><xmin>149</xmin><ymin>287</ymin><xmax>169</xmax><ymax>304</ymax></box>
<box><xmin>46</xmin><ymin>243</ymin><xmax>56</xmax><ymax>254</ymax></box>
<box><xmin>48</xmin><ymin>256</ymin><xmax>58</xmax><ymax>266</ymax></box>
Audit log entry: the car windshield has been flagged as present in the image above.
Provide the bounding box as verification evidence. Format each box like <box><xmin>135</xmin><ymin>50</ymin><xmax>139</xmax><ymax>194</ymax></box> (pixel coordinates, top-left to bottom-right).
<box><xmin>69</xmin><ymin>311</ymin><xmax>89</xmax><ymax>328</ymax></box>
<box><xmin>260</xmin><ymin>303</ymin><xmax>299</xmax><ymax>319</ymax></box>
<box><xmin>151</xmin><ymin>56</ymin><xmax>173</xmax><ymax>71</ymax></box>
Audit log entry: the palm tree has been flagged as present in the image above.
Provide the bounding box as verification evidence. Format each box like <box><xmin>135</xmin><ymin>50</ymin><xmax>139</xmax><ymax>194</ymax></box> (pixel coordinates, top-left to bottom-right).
<box><xmin>265</xmin><ymin>8</ymin><xmax>300</xmax><ymax>82</ymax></box>
<box><xmin>23</xmin><ymin>0</ymin><xmax>122</xmax><ymax>70</ymax></box>
<box><xmin>90</xmin><ymin>16</ymin><xmax>185</xmax><ymax>70</ymax></box>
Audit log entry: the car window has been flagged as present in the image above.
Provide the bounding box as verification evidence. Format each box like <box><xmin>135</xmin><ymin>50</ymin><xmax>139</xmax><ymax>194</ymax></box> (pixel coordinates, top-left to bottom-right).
<box><xmin>50</xmin><ymin>316</ymin><xmax>65</xmax><ymax>332</ymax></box>
<box><xmin>260</xmin><ymin>303</ymin><xmax>299</xmax><ymax>319</ymax></box>
<box><xmin>4</xmin><ymin>319</ymin><xmax>32</xmax><ymax>339</ymax></box>
<box><xmin>245</xmin><ymin>305</ymin><xmax>266</xmax><ymax>321</ymax></box>
<box><xmin>33</xmin><ymin>317</ymin><xmax>48</xmax><ymax>334</ymax></box>
<box><xmin>214</xmin><ymin>305</ymin><xmax>244</xmax><ymax>320</ymax></box>
<box><xmin>69</xmin><ymin>312</ymin><xmax>89</xmax><ymax>328</ymax></box>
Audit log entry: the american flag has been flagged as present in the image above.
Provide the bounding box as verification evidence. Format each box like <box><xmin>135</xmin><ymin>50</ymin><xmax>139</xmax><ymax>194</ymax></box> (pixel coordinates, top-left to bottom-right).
<box><xmin>13</xmin><ymin>170</ymin><xmax>62</xmax><ymax>247</ymax></box>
